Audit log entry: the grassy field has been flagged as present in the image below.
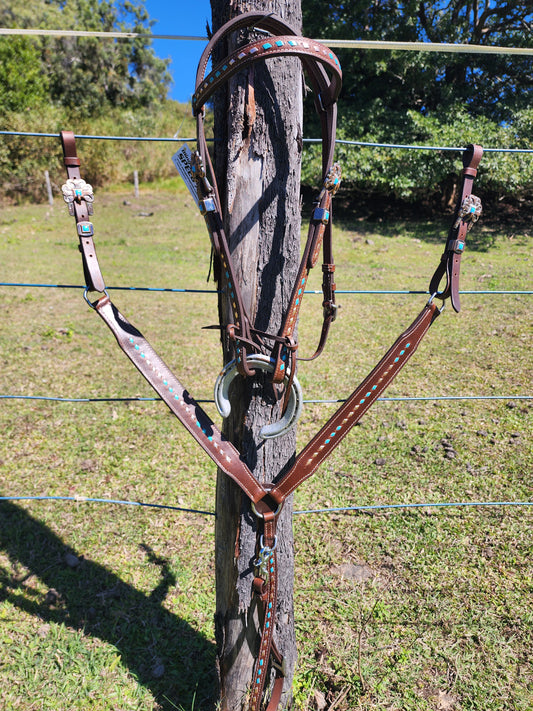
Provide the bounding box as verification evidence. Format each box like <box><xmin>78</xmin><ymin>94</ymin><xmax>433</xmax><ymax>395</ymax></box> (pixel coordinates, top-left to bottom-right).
<box><xmin>0</xmin><ymin>176</ymin><xmax>531</xmax><ymax>711</ymax></box>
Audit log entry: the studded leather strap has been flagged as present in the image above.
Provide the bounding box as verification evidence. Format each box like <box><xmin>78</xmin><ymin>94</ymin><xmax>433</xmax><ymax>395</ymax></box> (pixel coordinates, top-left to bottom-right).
<box><xmin>271</xmin><ymin>301</ymin><xmax>441</xmax><ymax>503</ymax></box>
<box><xmin>60</xmin><ymin>131</ymin><xmax>106</xmax><ymax>294</ymax></box>
<box><xmin>95</xmin><ymin>295</ymin><xmax>267</xmax><ymax>504</ymax></box>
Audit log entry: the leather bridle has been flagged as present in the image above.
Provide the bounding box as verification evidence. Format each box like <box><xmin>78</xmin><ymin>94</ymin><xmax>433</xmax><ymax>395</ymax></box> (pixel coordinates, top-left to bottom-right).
<box><xmin>59</xmin><ymin>12</ymin><xmax>483</xmax><ymax>711</ymax></box>
<box><xmin>193</xmin><ymin>12</ymin><xmax>342</xmax><ymax>395</ymax></box>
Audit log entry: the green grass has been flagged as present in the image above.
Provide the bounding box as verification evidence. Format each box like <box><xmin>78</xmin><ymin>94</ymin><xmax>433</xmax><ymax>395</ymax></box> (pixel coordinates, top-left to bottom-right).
<box><xmin>0</xmin><ymin>178</ymin><xmax>531</xmax><ymax>710</ymax></box>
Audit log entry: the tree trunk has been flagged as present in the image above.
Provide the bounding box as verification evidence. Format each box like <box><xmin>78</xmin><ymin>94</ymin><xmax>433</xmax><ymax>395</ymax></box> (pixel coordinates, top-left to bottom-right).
<box><xmin>209</xmin><ymin>1</ymin><xmax>303</xmax><ymax>709</ymax></box>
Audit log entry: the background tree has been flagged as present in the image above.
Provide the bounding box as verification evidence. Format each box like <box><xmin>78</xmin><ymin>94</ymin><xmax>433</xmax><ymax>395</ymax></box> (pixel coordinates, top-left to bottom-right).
<box><xmin>0</xmin><ymin>36</ymin><xmax>48</xmax><ymax>113</ymax></box>
<box><xmin>0</xmin><ymin>0</ymin><xmax>170</xmax><ymax>116</ymax></box>
<box><xmin>301</xmin><ymin>0</ymin><xmax>533</xmax><ymax>204</ymax></box>
<box><xmin>0</xmin><ymin>0</ymin><xmax>177</xmax><ymax>200</ymax></box>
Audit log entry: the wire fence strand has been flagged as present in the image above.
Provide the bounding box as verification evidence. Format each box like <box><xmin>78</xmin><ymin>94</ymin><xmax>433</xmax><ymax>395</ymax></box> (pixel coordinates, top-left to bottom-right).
<box><xmin>1</xmin><ymin>282</ymin><xmax>531</xmax><ymax>296</ymax></box>
<box><xmin>2</xmin><ymin>130</ymin><xmax>533</xmax><ymax>153</ymax></box>
<box><xmin>3</xmin><ymin>27</ymin><xmax>533</xmax><ymax>57</ymax></box>
<box><xmin>1</xmin><ymin>495</ymin><xmax>532</xmax><ymax>518</ymax></box>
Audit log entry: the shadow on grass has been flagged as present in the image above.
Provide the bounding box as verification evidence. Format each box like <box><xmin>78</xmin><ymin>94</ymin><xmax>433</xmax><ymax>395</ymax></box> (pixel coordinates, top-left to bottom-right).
<box><xmin>0</xmin><ymin>501</ymin><xmax>217</xmax><ymax>711</ymax></box>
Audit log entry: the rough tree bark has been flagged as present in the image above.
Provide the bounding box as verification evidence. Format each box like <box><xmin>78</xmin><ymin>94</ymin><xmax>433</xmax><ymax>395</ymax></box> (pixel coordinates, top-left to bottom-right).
<box><xmin>209</xmin><ymin>0</ymin><xmax>303</xmax><ymax>709</ymax></box>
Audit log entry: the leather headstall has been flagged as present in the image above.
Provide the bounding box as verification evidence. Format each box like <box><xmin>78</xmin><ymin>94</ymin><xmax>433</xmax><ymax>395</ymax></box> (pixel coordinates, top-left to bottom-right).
<box><xmin>192</xmin><ymin>11</ymin><xmax>343</xmax><ymax>393</ymax></box>
<box><xmin>59</xmin><ymin>12</ymin><xmax>483</xmax><ymax>710</ymax></box>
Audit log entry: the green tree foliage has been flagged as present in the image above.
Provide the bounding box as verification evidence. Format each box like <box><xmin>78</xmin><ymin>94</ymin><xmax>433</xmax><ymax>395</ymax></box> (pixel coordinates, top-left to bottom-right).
<box><xmin>0</xmin><ymin>37</ymin><xmax>49</xmax><ymax>113</ymax></box>
<box><xmin>0</xmin><ymin>0</ymin><xmax>177</xmax><ymax>201</ymax></box>
<box><xmin>0</xmin><ymin>0</ymin><xmax>170</xmax><ymax>116</ymax></box>
<box><xmin>301</xmin><ymin>1</ymin><xmax>533</xmax><ymax>203</ymax></box>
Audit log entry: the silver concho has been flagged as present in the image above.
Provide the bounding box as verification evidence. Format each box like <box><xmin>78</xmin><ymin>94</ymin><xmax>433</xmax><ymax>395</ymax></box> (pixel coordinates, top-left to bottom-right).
<box><xmin>454</xmin><ymin>194</ymin><xmax>482</xmax><ymax>231</ymax></box>
<box><xmin>61</xmin><ymin>178</ymin><xmax>94</xmax><ymax>215</ymax></box>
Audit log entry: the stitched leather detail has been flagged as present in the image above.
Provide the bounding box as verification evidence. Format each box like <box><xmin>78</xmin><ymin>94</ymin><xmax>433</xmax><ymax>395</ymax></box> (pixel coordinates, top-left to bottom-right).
<box><xmin>275</xmin><ymin>302</ymin><xmax>440</xmax><ymax>500</ymax></box>
<box><xmin>95</xmin><ymin>297</ymin><xmax>266</xmax><ymax>504</ymax></box>
<box><xmin>193</xmin><ymin>36</ymin><xmax>341</xmax><ymax>114</ymax></box>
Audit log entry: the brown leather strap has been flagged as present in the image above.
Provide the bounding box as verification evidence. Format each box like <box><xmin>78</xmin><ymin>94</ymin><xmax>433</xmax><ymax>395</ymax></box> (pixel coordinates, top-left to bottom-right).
<box><xmin>95</xmin><ymin>295</ymin><xmax>268</xmax><ymax>504</ymax></box>
<box><xmin>60</xmin><ymin>131</ymin><xmax>106</xmax><ymax>294</ymax></box>
<box><xmin>59</xmin><ymin>133</ymin><xmax>270</xmax><ymax>505</ymax></box>
<box><xmin>429</xmin><ymin>144</ymin><xmax>483</xmax><ymax>312</ymax></box>
<box><xmin>270</xmin><ymin>301</ymin><xmax>441</xmax><ymax>503</ymax></box>
<box><xmin>250</xmin><ymin>516</ymin><xmax>279</xmax><ymax>711</ymax></box>
<box><xmin>193</xmin><ymin>35</ymin><xmax>341</xmax><ymax>115</ymax></box>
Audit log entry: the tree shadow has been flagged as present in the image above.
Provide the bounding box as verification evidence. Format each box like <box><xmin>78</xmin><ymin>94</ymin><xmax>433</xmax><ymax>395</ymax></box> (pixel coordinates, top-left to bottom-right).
<box><xmin>0</xmin><ymin>501</ymin><xmax>217</xmax><ymax>711</ymax></box>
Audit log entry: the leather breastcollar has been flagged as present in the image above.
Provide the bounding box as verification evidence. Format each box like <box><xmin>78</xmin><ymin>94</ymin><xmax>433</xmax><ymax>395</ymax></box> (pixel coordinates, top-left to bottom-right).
<box><xmin>59</xmin><ymin>13</ymin><xmax>483</xmax><ymax>704</ymax></box>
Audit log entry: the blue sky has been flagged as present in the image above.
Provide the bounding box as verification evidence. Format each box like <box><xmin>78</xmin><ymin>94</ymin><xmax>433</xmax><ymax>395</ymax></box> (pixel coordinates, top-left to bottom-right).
<box><xmin>144</xmin><ymin>0</ymin><xmax>212</xmax><ymax>104</ymax></box>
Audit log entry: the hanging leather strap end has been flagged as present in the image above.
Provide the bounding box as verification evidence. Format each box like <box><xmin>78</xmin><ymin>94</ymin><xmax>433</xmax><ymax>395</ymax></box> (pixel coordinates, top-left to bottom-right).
<box><xmin>60</xmin><ymin>130</ymin><xmax>81</xmax><ymax>167</ymax></box>
<box><xmin>322</xmin><ymin>263</ymin><xmax>338</xmax><ymax>320</ymax></box>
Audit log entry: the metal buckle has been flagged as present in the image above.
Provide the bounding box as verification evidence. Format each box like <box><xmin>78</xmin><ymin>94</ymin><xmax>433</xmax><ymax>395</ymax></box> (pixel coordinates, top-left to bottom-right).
<box><xmin>313</xmin><ymin>207</ymin><xmax>330</xmax><ymax>224</ymax></box>
<box><xmin>254</xmin><ymin>536</ymin><xmax>277</xmax><ymax>584</ymax></box>
<box><xmin>191</xmin><ymin>151</ymin><xmax>206</xmax><ymax>179</ymax></box>
<box><xmin>453</xmin><ymin>194</ymin><xmax>482</xmax><ymax>231</ymax></box>
<box><xmin>324</xmin><ymin>163</ymin><xmax>342</xmax><ymax>195</ymax></box>
<box><xmin>323</xmin><ymin>300</ymin><xmax>341</xmax><ymax>321</ymax></box>
<box><xmin>271</xmin><ymin>657</ymin><xmax>287</xmax><ymax>676</ymax></box>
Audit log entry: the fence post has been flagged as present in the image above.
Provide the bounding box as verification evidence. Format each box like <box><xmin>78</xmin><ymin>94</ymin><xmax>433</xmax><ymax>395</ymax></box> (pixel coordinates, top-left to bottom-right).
<box><xmin>211</xmin><ymin>0</ymin><xmax>302</xmax><ymax>708</ymax></box>
<box><xmin>44</xmin><ymin>170</ymin><xmax>53</xmax><ymax>205</ymax></box>
<box><xmin>133</xmin><ymin>170</ymin><xmax>139</xmax><ymax>198</ymax></box>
